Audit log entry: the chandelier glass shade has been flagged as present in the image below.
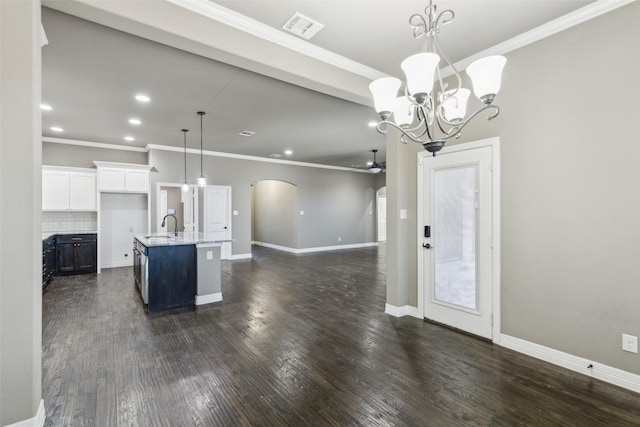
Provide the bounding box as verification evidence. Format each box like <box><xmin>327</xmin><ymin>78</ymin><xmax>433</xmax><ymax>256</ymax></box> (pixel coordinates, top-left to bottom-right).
<box><xmin>369</xmin><ymin>0</ymin><xmax>506</xmax><ymax>155</ymax></box>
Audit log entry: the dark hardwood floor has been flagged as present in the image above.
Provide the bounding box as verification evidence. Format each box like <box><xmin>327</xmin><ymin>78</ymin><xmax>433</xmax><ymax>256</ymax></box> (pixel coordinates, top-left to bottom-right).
<box><xmin>42</xmin><ymin>244</ymin><xmax>640</xmax><ymax>426</ymax></box>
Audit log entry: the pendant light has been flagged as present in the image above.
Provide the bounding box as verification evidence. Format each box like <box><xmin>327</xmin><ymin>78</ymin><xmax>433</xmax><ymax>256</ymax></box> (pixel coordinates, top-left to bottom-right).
<box><xmin>196</xmin><ymin>111</ymin><xmax>207</xmax><ymax>187</ymax></box>
<box><xmin>181</xmin><ymin>129</ymin><xmax>189</xmax><ymax>193</ymax></box>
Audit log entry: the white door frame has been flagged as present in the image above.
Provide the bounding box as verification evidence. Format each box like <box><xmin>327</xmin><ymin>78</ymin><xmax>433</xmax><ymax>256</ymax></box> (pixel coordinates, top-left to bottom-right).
<box><xmin>156</xmin><ymin>182</ymin><xmax>199</xmax><ymax>234</ymax></box>
<box><xmin>417</xmin><ymin>137</ymin><xmax>501</xmax><ymax>343</ymax></box>
<box><xmin>376</xmin><ymin>188</ymin><xmax>387</xmax><ymax>242</ymax></box>
<box><xmin>204</xmin><ymin>185</ymin><xmax>232</xmax><ymax>259</ymax></box>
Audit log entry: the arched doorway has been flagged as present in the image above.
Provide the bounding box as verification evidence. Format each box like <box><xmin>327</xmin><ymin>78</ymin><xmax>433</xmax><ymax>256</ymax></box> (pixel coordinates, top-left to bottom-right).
<box><xmin>251</xmin><ymin>180</ymin><xmax>298</xmax><ymax>251</ymax></box>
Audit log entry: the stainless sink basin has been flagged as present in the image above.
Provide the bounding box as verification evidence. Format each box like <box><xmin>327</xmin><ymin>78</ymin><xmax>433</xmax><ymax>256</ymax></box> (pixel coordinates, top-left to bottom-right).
<box><xmin>144</xmin><ymin>235</ymin><xmax>171</xmax><ymax>239</ymax></box>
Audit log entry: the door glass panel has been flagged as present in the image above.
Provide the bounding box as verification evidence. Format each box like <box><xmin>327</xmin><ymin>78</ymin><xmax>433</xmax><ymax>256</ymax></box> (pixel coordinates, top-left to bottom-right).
<box><xmin>433</xmin><ymin>166</ymin><xmax>477</xmax><ymax>310</ymax></box>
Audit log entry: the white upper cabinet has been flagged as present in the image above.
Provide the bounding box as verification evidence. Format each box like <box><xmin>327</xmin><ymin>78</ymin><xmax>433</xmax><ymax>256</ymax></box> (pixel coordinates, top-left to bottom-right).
<box><xmin>42</xmin><ymin>167</ymin><xmax>97</xmax><ymax>211</ymax></box>
<box><xmin>43</xmin><ymin>170</ymin><xmax>70</xmax><ymax>210</ymax></box>
<box><xmin>98</xmin><ymin>167</ymin><xmax>126</xmax><ymax>192</ymax></box>
<box><xmin>69</xmin><ymin>173</ymin><xmax>98</xmax><ymax>210</ymax></box>
<box><xmin>94</xmin><ymin>162</ymin><xmax>152</xmax><ymax>193</ymax></box>
<box><xmin>125</xmin><ymin>169</ymin><xmax>149</xmax><ymax>192</ymax></box>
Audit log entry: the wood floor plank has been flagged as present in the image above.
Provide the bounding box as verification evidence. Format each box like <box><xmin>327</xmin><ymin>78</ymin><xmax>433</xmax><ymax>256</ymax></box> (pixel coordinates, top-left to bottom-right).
<box><xmin>42</xmin><ymin>244</ymin><xmax>640</xmax><ymax>426</ymax></box>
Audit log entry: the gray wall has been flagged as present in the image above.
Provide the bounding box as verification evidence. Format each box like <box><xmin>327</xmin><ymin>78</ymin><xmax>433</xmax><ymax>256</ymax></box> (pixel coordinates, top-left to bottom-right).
<box><xmin>43</xmin><ymin>141</ymin><xmax>148</xmax><ymax>167</ymax></box>
<box><xmin>148</xmin><ymin>149</ymin><xmax>378</xmax><ymax>255</ymax></box>
<box><xmin>386</xmin><ymin>2</ymin><xmax>640</xmax><ymax>375</ymax></box>
<box><xmin>253</xmin><ymin>180</ymin><xmax>298</xmax><ymax>248</ymax></box>
<box><xmin>0</xmin><ymin>1</ymin><xmax>42</xmax><ymax>424</ymax></box>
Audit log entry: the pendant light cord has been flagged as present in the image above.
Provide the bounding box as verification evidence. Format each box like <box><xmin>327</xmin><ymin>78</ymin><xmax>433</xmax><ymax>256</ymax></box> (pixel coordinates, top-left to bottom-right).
<box><xmin>197</xmin><ymin>111</ymin><xmax>205</xmax><ymax>179</ymax></box>
<box><xmin>182</xmin><ymin>129</ymin><xmax>188</xmax><ymax>183</ymax></box>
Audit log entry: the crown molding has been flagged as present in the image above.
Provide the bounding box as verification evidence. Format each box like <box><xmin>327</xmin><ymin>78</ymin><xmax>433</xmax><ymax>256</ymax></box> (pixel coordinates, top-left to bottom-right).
<box><xmin>442</xmin><ymin>0</ymin><xmax>635</xmax><ymax>76</ymax></box>
<box><xmin>43</xmin><ymin>136</ymin><xmax>369</xmax><ymax>173</ymax></box>
<box><xmin>146</xmin><ymin>144</ymin><xmax>370</xmax><ymax>173</ymax></box>
<box><xmin>165</xmin><ymin>0</ymin><xmax>386</xmax><ymax>81</ymax></box>
<box><xmin>43</xmin><ymin>136</ymin><xmax>149</xmax><ymax>152</ymax></box>
<box><xmin>168</xmin><ymin>0</ymin><xmax>631</xmax><ymax>83</ymax></box>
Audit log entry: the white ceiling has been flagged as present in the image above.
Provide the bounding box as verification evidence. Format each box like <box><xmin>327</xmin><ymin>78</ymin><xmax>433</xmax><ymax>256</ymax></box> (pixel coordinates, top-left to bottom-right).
<box><xmin>41</xmin><ymin>0</ymin><xmax>598</xmax><ymax>168</ymax></box>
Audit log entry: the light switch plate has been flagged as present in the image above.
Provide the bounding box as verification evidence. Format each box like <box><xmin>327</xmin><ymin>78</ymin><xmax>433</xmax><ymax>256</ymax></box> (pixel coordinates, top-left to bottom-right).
<box><xmin>300</xmin><ymin>210</ymin><xmax>305</xmax><ymax>215</ymax></box>
<box><xmin>400</xmin><ymin>209</ymin><xmax>407</xmax><ymax>220</ymax></box>
<box><xmin>622</xmin><ymin>334</ymin><xmax>638</xmax><ymax>353</ymax></box>
<box><xmin>233</xmin><ymin>210</ymin><xmax>238</xmax><ymax>216</ymax></box>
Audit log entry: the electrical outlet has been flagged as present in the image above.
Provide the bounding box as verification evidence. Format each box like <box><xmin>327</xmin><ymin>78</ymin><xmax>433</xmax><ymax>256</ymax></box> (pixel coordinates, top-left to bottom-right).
<box><xmin>206</xmin><ymin>251</ymin><xmax>213</xmax><ymax>260</ymax></box>
<box><xmin>622</xmin><ymin>334</ymin><xmax>638</xmax><ymax>353</ymax></box>
<box><xmin>338</xmin><ymin>237</ymin><xmax>341</xmax><ymax>242</ymax></box>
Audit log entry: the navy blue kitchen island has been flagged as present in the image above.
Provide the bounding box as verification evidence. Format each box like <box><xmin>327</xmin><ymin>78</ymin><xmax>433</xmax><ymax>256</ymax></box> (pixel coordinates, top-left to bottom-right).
<box><xmin>133</xmin><ymin>233</ymin><xmax>229</xmax><ymax>312</ymax></box>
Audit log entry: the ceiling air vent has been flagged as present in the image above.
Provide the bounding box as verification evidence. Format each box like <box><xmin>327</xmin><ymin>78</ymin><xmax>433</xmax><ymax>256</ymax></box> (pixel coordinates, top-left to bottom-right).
<box><xmin>269</xmin><ymin>154</ymin><xmax>283</xmax><ymax>158</ymax></box>
<box><xmin>238</xmin><ymin>131</ymin><xmax>255</xmax><ymax>137</ymax></box>
<box><xmin>282</xmin><ymin>12</ymin><xmax>324</xmax><ymax>40</ymax></box>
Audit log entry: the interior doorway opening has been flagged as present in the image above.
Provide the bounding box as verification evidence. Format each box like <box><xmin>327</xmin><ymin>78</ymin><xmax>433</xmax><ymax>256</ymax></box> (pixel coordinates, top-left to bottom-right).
<box><xmin>157</xmin><ymin>183</ymin><xmax>198</xmax><ymax>234</ymax></box>
<box><xmin>251</xmin><ymin>180</ymin><xmax>298</xmax><ymax>251</ymax></box>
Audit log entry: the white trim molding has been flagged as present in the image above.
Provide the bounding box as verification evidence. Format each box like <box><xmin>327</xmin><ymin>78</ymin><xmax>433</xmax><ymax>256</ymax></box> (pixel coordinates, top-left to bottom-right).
<box><xmin>500</xmin><ymin>334</ymin><xmax>640</xmax><ymax>394</ymax></box>
<box><xmin>385</xmin><ymin>304</ymin><xmax>421</xmax><ymax>319</ymax></box>
<box><xmin>253</xmin><ymin>241</ymin><xmax>378</xmax><ymax>254</ymax></box>
<box><xmin>227</xmin><ymin>253</ymin><xmax>252</xmax><ymax>260</ymax></box>
<box><xmin>195</xmin><ymin>292</ymin><xmax>222</xmax><ymax>305</ymax></box>
<box><xmin>43</xmin><ymin>136</ymin><xmax>148</xmax><ymax>153</ymax></box>
<box><xmin>443</xmin><ymin>0</ymin><xmax>636</xmax><ymax>76</ymax></box>
<box><xmin>146</xmin><ymin>144</ymin><xmax>371</xmax><ymax>173</ymax></box>
<box><xmin>5</xmin><ymin>399</ymin><xmax>46</xmax><ymax>427</ymax></box>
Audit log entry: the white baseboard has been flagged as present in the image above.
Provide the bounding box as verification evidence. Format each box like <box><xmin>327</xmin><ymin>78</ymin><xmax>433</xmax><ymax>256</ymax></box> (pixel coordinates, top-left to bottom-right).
<box><xmin>297</xmin><ymin>242</ymin><xmax>378</xmax><ymax>253</ymax></box>
<box><xmin>253</xmin><ymin>241</ymin><xmax>379</xmax><ymax>254</ymax></box>
<box><xmin>385</xmin><ymin>303</ymin><xmax>421</xmax><ymax>319</ymax></box>
<box><xmin>5</xmin><ymin>399</ymin><xmax>45</xmax><ymax>427</ymax></box>
<box><xmin>100</xmin><ymin>260</ymin><xmax>132</xmax><ymax>269</ymax></box>
<box><xmin>252</xmin><ymin>241</ymin><xmax>297</xmax><ymax>253</ymax></box>
<box><xmin>195</xmin><ymin>292</ymin><xmax>222</xmax><ymax>305</ymax></box>
<box><xmin>227</xmin><ymin>253</ymin><xmax>252</xmax><ymax>260</ymax></box>
<box><xmin>500</xmin><ymin>334</ymin><xmax>640</xmax><ymax>394</ymax></box>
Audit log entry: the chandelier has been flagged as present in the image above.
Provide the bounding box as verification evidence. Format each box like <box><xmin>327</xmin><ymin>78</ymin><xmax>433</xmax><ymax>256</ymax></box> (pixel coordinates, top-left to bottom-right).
<box><xmin>369</xmin><ymin>0</ymin><xmax>506</xmax><ymax>155</ymax></box>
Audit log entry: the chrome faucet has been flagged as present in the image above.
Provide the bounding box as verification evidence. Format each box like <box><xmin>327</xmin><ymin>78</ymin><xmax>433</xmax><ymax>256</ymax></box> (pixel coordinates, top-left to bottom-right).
<box><xmin>161</xmin><ymin>214</ymin><xmax>179</xmax><ymax>236</ymax></box>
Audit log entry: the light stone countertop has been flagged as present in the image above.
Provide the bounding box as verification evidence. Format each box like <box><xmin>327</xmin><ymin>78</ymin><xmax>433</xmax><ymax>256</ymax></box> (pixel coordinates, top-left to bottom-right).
<box><xmin>42</xmin><ymin>230</ymin><xmax>98</xmax><ymax>240</ymax></box>
<box><xmin>134</xmin><ymin>232</ymin><xmax>232</xmax><ymax>248</ymax></box>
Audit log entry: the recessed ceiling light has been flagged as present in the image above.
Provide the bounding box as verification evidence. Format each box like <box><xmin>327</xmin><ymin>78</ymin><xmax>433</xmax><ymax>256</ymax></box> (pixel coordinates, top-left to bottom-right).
<box><xmin>135</xmin><ymin>94</ymin><xmax>150</xmax><ymax>103</ymax></box>
<box><xmin>41</xmin><ymin>104</ymin><xmax>52</xmax><ymax>111</ymax></box>
<box><xmin>368</xmin><ymin>121</ymin><xmax>378</xmax><ymax>127</ymax></box>
<box><xmin>128</xmin><ymin>118</ymin><xmax>141</xmax><ymax>125</ymax></box>
<box><xmin>124</xmin><ymin>136</ymin><xmax>135</xmax><ymax>142</ymax></box>
<box><xmin>50</xmin><ymin>126</ymin><xmax>63</xmax><ymax>132</ymax></box>
<box><xmin>239</xmin><ymin>131</ymin><xmax>255</xmax><ymax>137</ymax></box>
<box><xmin>284</xmin><ymin>149</ymin><xmax>293</xmax><ymax>156</ymax></box>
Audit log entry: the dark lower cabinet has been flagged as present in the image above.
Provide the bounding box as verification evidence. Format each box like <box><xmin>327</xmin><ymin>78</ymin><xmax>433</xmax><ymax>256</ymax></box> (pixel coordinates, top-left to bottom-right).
<box><xmin>42</xmin><ymin>236</ymin><xmax>56</xmax><ymax>289</ymax></box>
<box><xmin>56</xmin><ymin>234</ymin><xmax>97</xmax><ymax>275</ymax></box>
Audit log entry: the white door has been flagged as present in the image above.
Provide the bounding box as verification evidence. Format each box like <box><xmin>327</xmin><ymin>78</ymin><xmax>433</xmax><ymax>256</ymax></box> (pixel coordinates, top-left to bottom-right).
<box><xmin>204</xmin><ymin>185</ymin><xmax>231</xmax><ymax>259</ymax></box>
<box><xmin>377</xmin><ymin>196</ymin><xmax>387</xmax><ymax>242</ymax></box>
<box><xmin>422</xmin><ymin>145</ymin><xmax>493</xmax><ymax>339</ymax></box>
<box><xmin>183</xmin><ymin>186</ymin><xmax>197</xmax><ymax>233</ymax></box>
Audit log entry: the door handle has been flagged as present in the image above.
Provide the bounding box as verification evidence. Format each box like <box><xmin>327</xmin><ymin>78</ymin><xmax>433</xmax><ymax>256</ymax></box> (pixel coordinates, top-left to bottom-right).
<box><xmin>422</xmin><ymin>243</ymin><xmax>433</xmax><ymax>249</ymax></box>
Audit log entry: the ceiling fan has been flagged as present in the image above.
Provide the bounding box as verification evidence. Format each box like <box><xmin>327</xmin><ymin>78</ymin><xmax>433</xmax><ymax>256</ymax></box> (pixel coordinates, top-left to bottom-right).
<box><xmin>351</xmin><ymin>149</ymin><xmax>385</xmax><ymax>174</ymax></box>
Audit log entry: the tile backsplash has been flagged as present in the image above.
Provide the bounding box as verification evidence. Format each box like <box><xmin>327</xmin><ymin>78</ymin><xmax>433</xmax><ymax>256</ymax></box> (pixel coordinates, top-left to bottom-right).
<box><xmin>42</xmin><ymin>211</ymin><xmax>97</xmax><ymax>232</ymax></box>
